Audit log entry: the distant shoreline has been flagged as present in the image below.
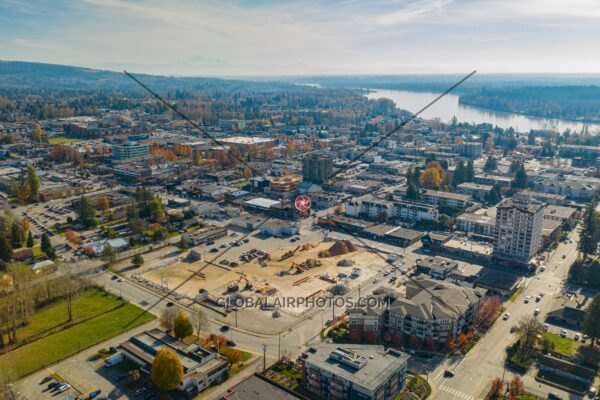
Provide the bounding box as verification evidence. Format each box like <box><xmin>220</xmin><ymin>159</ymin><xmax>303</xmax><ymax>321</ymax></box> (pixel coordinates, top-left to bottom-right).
<box><xmin>458</xmin><ymin>97</ymin><xmax>600</xmax><ymax>126</ymax></box>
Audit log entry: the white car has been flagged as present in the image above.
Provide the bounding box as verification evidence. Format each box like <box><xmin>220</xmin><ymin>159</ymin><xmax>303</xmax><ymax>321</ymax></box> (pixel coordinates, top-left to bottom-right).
<box><xmin>372</xmin><ymin>278</ymin><xmax>379</xmax><ymax>284</ymax></box>
<box><xmin>524</xmin><ymin>296</ymin><xmax>531</xmax><ymax>303</ymax></box>
<box><xmin>560</xmin><ymin>329</ymin><xmax>568</xmax><ymax>338</ymax></box>
<box><xmin>534</xmin><ymin>308</ymin><xmax>540</xmax><ymax>315</ymax></box>
<box><xmin>503</xmin><ymin>312</ymin><xmax>511</xmax><ymax>320</ymax></box>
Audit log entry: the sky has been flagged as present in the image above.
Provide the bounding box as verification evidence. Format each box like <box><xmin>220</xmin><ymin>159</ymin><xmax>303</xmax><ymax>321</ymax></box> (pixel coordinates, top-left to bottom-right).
<box><xmin>2</xmin><ymin>0</ymin><xmax>600</xmax><ymax>76</ymax></box>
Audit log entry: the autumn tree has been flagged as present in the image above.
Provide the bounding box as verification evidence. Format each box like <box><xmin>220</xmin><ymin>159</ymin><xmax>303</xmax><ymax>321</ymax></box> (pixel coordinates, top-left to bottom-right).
<box><xmin>174</xmin><ymin>311</ymin><xmax>194</xmax><ymax>339</ymax></box>
<box><xmin>419</xmin><ymin>167</ymin><xmax>442</xmax><ymax>189</ymax></box>
<box><xmin>98</xmin><ymin>196</ymin><xmax>110</xmax><ymax>213</ymax></box>
<box><xmin>151</xmin><ymin>349</ymin><xmax>183</xmax><ymax>391</ymax></box>
<box><xmin>221</xmin><ymin>347</ymin><xmax>242</xmax><ymax>365</ymax></box>
<box><xmin>22</xmin><ymin>218</ymin><xmax>29</xmax><ymax>233</ymax></box>
<box><xmin>509</xmin><ymin>375</ymin><xmax>524</xmax><ymax>396</ymax></box>
<box><xmin>31</xmin><ymin>124</ymin><xmax>42</xmax><ymax>142</ymax></box>
<box><xmin>26</xmin><ymin>166</ymin><xmax>40</xmax><ymax>202</ymax></box>
<box><xmin>489</xmin><ymin>377</ymin><xmax>503</xmax><ymax>398</ymax></box>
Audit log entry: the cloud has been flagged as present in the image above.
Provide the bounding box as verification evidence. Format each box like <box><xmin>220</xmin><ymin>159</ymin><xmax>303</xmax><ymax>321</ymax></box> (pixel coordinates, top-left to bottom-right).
<box><xmin>378</xmin><ymin>0</ymin><xmax>453</xmax><ymax>25</ymax></box>
<box><xmin>2</xmin><ymin>0</ymin><xmax>600</xmax><ymax>74</ymax></box>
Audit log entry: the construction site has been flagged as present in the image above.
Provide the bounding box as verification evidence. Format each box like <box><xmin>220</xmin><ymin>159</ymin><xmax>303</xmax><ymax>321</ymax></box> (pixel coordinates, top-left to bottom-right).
<box><xmin>138</xmin><ymin>239</ymin><xmax>388</xmax><ymax>316</ymax></box>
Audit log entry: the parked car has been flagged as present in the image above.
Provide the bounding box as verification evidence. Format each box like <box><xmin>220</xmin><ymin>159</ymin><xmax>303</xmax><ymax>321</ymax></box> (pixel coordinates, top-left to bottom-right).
<box><xmin>560</xmin><ymin>329</ymin><xmax>568</xmax><ymax>338</ymax></box>
<box><xmin>524</xmin><ymin>296</ymin><xmax>531</xmax><ymax>303</ymax></box>
<box><xmin>534</xmin><ymin>308</ymin><xmax>540</xmax><ymax>316</ymax></box>
<box><xmin>134</xmin><ymin>387</ymin><xmax>147</xmax><ymax>397</ymax></box>
<box><xmin>57</xmin><ymin>383</ymin><xmax>71</xmax><ymax>393</ymax></box>
<box><xmin>503</xmin><ymin>312</ymin><xmax>511</xmax><ymax>320</ymax></box>
<box><xmin>40</xmin><ymin>376</ymin><xmax>53</xmax><ymax>385</ymax></box>
<box><xmin>220</xmin><ymin>325</ymin><xmax>230</xmax><ymax>332</ymax></box>
<box><xmin>443</xmin><ymin>369</ymin><xmax>455</xmax><ymax>377</ymax></box>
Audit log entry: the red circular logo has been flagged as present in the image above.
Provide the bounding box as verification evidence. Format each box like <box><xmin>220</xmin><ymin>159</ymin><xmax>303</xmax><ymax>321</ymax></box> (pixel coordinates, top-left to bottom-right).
<box><xmin>294</xmin><ymin>195</ymin><xmax>312</xmax><ymax>212</ymax></box>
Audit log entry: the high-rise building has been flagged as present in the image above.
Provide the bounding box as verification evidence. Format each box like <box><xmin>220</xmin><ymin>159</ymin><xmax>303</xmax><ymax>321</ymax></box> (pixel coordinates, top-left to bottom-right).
<box><xmin>302</xmin><ymin>153</ymin><xmax>333</xmax><ymax>183</ymax></box>
<box><xmin>493</xmin><ymin>196</ymin><xmax>544</xmax><ymax>269</ymax></box>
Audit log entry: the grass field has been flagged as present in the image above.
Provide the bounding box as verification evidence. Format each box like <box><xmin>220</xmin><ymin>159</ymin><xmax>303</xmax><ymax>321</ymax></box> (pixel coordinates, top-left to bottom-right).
<box><xmin>544</xmin><ymin>333</ymin><xmax>580</xmax><ymax>356</ymax></box>
<box><xmin>0</xmin><ymin>290</ymin><xmax>154</xmax><ymax>379</ymax></box>
<box><xmin>48</xmin><ymin>136</ymin><xmax>81</xmax><ymax>144</ymax></box>
<box><xmin>4</xmin><ymin>288</ymin><xmax>124</xmax><ymax>343</ymax></box>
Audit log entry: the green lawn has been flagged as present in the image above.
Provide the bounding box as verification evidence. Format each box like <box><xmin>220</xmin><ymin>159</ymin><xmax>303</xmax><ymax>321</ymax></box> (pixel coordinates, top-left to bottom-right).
<box><xmin>5</xmin><ymin>288</ymin><xmax>124</xmax><ymax>344</ymax></box>
<box><xmin>544</xmin><ymin>333</ymin><xmax>580</xmax><ymax>356</ymax></box>
<box><xmin>509</xmin><ymin>288</ymin><xmax>522</xmax><ymax>302</ymax></box>
<box><xmin>0</xmin><ymin>294</ymin><xmax>154</xmax><ymax>379</ymax></box>
<box><xmin>31</xmin><ymin>246</ymin><xmax>45</xmax><ymax>257</ymax></box>
<box><xmin>48</xmin><ymin>136</ymin><xmax>81</xmax><ymax>144</ymax></box>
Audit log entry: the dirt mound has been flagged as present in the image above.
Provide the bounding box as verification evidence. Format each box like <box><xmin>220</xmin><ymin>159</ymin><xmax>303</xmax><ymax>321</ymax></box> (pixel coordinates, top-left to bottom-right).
<box><xmin>319</xmin><ymin>240</ymin><xmax>357</xmax><ymax>258</ymax></box>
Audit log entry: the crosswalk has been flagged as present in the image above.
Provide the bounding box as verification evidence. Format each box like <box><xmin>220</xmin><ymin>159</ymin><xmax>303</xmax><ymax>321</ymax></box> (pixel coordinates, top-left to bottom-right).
<box><xmin>438</xmin><ymin>384</ymin><xmax>476</xmax><ymax>400</ymax></box>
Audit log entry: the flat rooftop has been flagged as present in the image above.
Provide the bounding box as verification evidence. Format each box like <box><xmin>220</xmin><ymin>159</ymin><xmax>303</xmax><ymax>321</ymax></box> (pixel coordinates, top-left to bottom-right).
<box><xmin>302</xmin><ymin>344</ymin><xmax>409</xmax><ymax>391</ymax></box>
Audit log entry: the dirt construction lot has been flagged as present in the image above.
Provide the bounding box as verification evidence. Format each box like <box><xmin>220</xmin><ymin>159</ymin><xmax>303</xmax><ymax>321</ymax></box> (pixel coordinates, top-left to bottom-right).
<box><xmin>141</xmin><ymin>240</ymin><xmax>388</xmax><ymax>314</ymax></box>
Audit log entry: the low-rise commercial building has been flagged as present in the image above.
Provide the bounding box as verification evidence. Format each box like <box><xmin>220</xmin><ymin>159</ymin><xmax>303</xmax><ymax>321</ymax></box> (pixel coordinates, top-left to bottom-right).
<box><xmin>300</xmin><ymin>344</ymin><xmax>409</xmax><ymax>400</ymax></box>
<box><xmin>120</xmin><ymin>328</ymin><xmax>229</xmax><ymax>395</ymax></box>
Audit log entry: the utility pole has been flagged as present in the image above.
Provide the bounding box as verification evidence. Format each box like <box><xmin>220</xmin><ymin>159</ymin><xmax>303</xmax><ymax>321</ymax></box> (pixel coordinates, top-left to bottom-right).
<box><xmin>235</xmin><ymin>309</ymin><xmax>238</xmax><ymax>327</ymax></box>
<box><xmin>278</xmin><ymin>332</ymin><xmax>281</xmax><ymax>362</ymax></box>
<box><xmin>262</xmin><ymin>344</ymin><xmax>267</xmax><ymax>372</ymax></box>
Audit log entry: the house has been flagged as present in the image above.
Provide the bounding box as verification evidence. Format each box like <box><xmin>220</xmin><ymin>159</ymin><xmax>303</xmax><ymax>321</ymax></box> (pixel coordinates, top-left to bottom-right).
<box><xmin>299</xmin><ymin>344</ymin><xmax>409</xmax><ymax>400</ymax></box>
<box><xmin>120</xmin><ymin>328</ymin><xmax>229</xmax><ymax>395</ymax></box>
<box><xmin>547</xmin><ymin>296</ymin><xmax>591</xmax><ymax>329</ymax></box>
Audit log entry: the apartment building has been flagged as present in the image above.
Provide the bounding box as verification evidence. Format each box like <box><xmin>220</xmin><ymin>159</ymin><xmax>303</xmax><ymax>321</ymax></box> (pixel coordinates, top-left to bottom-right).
<box><xmin>302</xmin><ymin>153</ymin><xmax>334</xmax><ymax>184</ymax></box>
<box><xmin>422</xmin><ymin>190</ymin><xmax>471</xmax><ymax>208</ymax></box>
<box><xmin>493</xmin><ymin>197</ymin><xmax>544</xmax><ymax>269</ymax></box>
<box><xmin>456</xmin><ymin>182</ymin><xmax>493</xmax><ymax>202</ymax></box>
<box><xmin>348</xmin><ymin>278</ymin><xmax>485</xmax><ymax>345</ymax></box>
<box><xmin>300</xmin><ymin>344</ymin><xmax>409</xmax><ymax>400</ymax></box>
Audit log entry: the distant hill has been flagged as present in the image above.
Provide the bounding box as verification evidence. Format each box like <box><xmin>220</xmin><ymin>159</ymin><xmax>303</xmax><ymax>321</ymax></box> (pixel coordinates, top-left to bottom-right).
<box><xmin>0</xmin><ymin>60</ymin><xmax>293</xmax><ymax>92</ymax></box>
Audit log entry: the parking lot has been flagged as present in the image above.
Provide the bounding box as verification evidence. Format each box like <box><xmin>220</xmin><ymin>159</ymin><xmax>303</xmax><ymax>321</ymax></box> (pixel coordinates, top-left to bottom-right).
<box><xmin>16</xmin><ymin>323</ymin><xmax>159</xmax><ymax>400</ymax></box>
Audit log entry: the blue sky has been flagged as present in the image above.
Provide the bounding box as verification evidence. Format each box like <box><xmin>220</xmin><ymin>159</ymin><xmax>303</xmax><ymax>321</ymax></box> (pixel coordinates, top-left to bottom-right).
<box><xmin>2</xmin><ymin>0</ymin><xmax>600</xmax><ymax>75</ymax></box>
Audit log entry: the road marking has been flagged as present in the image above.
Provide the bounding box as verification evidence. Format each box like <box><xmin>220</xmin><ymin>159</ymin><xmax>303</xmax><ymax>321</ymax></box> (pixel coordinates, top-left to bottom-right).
<box><xmin>439</xmin><ymin>384</ymin><xmax>475</xmax><ymax>400</ymax></box>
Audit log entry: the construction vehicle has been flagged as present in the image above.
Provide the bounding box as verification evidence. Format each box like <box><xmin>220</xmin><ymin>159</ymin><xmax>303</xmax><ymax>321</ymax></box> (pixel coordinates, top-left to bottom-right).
<box><xmin>227</xmin><ymin>274</ymin><xmax>253</xmax><ymax>292</ymax></box>
<box><xmin>279</xmin><ymin>246</ymin><xmax>300</xmax><ymax>261</ymax></box>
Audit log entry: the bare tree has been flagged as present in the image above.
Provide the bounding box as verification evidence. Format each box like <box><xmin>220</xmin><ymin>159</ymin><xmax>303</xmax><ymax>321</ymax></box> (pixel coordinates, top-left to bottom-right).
<box><xmin>192</xmin><ymin>307</ymin><xmax>209</xmax><ymax>340</ymax></box>
<box><xmin>516</xmin><ymin>316</ymin><xmax>543</xmax><ymax>355</ymax></box>
<box><xmin>161</xmin><ymin>307</ymin><xmax>178</xmax><ymax>334</ymax></box>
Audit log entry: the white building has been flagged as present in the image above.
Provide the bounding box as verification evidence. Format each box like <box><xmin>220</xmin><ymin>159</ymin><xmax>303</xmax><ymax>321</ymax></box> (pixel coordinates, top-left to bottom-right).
<box><xmin>493</xmin><ymin>197</ymin><xmax>544</xmax><ymax>269</ymax></box>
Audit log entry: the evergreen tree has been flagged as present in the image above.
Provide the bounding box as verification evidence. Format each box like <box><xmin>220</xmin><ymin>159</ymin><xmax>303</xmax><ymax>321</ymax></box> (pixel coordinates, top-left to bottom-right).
<box><xmin>465</xmin><ymin>160</ymin><xmax>475</xmax><ymax>182</ymax></box>
<box><xmin>578</xmin><ymin>200</ymin><xmax>599</xmax><ymax>258</ymax></box>
<box><xmin>485</xmin><ymin>185</ymin><xmax>502</xmax><ymax>204</ymax></box>
<box><xmin>0</xmin><ymin>235</ymin><xmax>13</xmax><ymax>262</ymax></box>
<box><xmin>27</xmin><ymin>230</ymin><xmax>34</xmax><ymax>248</ymax></box>
<box><xmin>452</xmin><ymin>161</ymin><xmax>466</xmax><ymax>186</ymax></box>
<box><xmin>41</xmin><ymin>233</ymin><xmax>56</xmax><ymax>259</ymax></box>
<box><xmin>511</xmin><ymin>164</ymin><xmax>528</xmax><ymax>189</ymax></box>
<box><xmin>583</xmin><ymin>294</ymin><xmax>600</xmax><ymax>347</ymax></box>
<box><xmin>406</xmin><ymin>182</ymin><xmax>420</xmax><ymax>200</ymax></box>
<box><xmin>10</xmin><ymin>221</ymin><xmax>25</xmax><ymax>248</ymax></box>
<box><xmin>483</xmin><ymin>156</ymin><xmax>498</xmax><ymax>172</ymax></box>
<box><xmin>77</xmin><ymin>196</ymin><xmax>98</xmax><ymax>227</ymax></box>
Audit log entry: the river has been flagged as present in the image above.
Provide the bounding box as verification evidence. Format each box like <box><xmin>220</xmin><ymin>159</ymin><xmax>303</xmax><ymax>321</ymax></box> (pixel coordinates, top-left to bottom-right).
<box><xmin>366</xmin><ymin>89</ymin><xmax>600</xmax><ymax>134</ymax></box>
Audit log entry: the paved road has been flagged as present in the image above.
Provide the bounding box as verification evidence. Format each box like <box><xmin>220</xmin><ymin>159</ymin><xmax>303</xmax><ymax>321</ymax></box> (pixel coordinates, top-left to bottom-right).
<box><xmin>432</xmin><ymin>228</ymin><xmax>582</xmax><ymax>400</ymax></box>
